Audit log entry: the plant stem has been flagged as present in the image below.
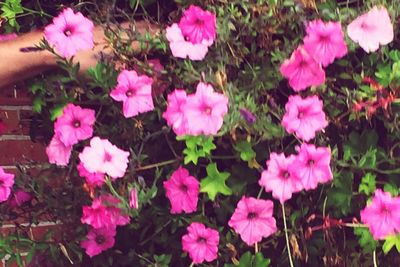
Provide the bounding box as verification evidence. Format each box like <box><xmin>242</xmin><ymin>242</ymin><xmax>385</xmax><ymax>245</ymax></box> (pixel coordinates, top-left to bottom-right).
<box><xmin>342</xmin><ymin>223</ymin><xmax>367</xmax><ymax>228</ymax></box>
<box><xmin>255</xmin><ymin>242</ymin><xmax>259</xmax><ymax>253</ymax></box>
<box><xmin>135</xmin><ymin>159</ymin><xmax>178</xmax><ymax>171</ymax></box>
<box><xmin>189</xmin><ymin>262</ymin><xmax>195</xmax><ymax>267</ymax></box>
<box><xmin>282</xmin><ymin>204</ymin><xmax>294</xmax><ymax>267</ymax></box>
<box><xmin>257</xmin><ymin>187</ymin><xmax>263</xmax><ymax>199</ymax></box>
<box><xmin>373</xmin><ymin>249</ymin><xmax>378</xmax><ymax>267</ymax></box>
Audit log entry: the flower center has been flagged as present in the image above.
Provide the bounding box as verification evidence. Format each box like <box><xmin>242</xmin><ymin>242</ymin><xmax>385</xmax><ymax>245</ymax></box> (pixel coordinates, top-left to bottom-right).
<box><xmin>104</xmin><ymin>152</ymin><xmax>112</xmax><ymax>162</ymax></box>
<box><xmin>95</xmin><ymin>235</ymin><xmax>105</xmax><ymax>244</ymax></box>
<box><xmin>203</xmin><ymin>106</ymin><xmax>212</xmax><ymax>115</ymax></box>
<box><xmin>0</xmin><ymin>179</ymin><xmax>3</xmax><ymax>186</ymax></box>
<box><xmin>282</xmin><ymin>171</ymin><xmax>290</xmax><ymax>179</ymax></box>
<box><xmin>63</xmin><ymin>28</ymin><xmax>72</xmax><ymax>36</ymax></box>
<box><xmin>319</xmin><ymin>34</ymin><xmax>330</xmax><ymax>42</ymax></box>
<box><xmin>298</xmin><ymin>111</ymin><xmax>304</xmax><ymax>119</ymax></box>
<box><xmin>73</xmin><ymin>120</ymin><xmax>81</xmax><ymax>128</ymax></box>
<box><xmin>197</xmin><ymin>237</ymin><xmax>207</xmax><ymax>243</ymax></box>
<box><xmin>195</xmin><ymin>18</ymin><xmax>204</xmax><ymax>26</ymax></box>
<box><xmin>308</xmin><ymin>159</ymin><xmax>315</xmax><ymax>166</ymax></box>
<box><xmin>247</xmin><ymin>212</ymin><xmax>257</xmax><ymax>220</ymax></box>
<box><xmin>126</xmin><ymin>90</ymin><xmax>134</xmax><ymax>97</ymax></box>
<box><xmin>180</xmin><ymin>184</ymin><xmax>188</xmax><ymax>192</ymax></box>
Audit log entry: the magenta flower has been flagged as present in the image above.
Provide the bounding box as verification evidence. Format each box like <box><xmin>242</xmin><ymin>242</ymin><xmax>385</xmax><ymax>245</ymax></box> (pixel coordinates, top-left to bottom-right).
<box><xmin>182</xmin><ymin>222</ymin><xmax>219</xmax><ymax>264</ymax></box>
<box><xmin>0</xmin><ymin>167</ymin><xmax>14</xmax><ymax>202</ymax></box>
<box><xmin>46</xmin><ymin>135</ymin><xmax>72</xmax><ymax>166</ymax></box>
<box><xmin>281</xmin><ymin>95</ymin><xmax>328</xmax><ymax>141</ymax></box>
<box><xmin>360</xmin><ymin>189</ymin><xmax>400</xmax><ymax>240</ymax></box>
<box><xmin>80</xmin><ymin>227</ymin><xmax>116</xmax><ymax>258</ymax></box>
<box><xmin>77</xmin><ymin>162</ymin><xmax>105</xmax><ymax>187</ymax></box>
<box><xmin>184</xmin><ymin>82</ymin><xmax>229</xmax><ymax>136</ymax></box>
<box><xmin>110</xmin><ymin>70</ymin><xmax>154</xmax><ymax>118</ymax></box>
<box><xmin>347</xmin><ymin>6</ymin><xmax>393</xmax><ymax>53</ymax></box>
<box><xmin>0</xmin><ymin>33</ymin><xmax>17</xmax><ymax>42</ymax></box>
<box><xmin>79</xmin><ymin>137</ymin><xmax>130</xmax><ymax>179</ymax></box>
<box><xmin>289</xmin><ymin>143</ymin><xmax>333</xmax><ymax>190</ymax></box>
<box><xmin>228</xmin><ymin>197</ymin><xmax>277</xmax><ymax>246</ymax></box>
<box><xmin>280</xmin><ymin>46</ymin><xmax>325</xmax><ymax>92</ymax></box>
<box><xmin>303</xmin><ymin>20</ymin><xmax>347</xmax><ymax>67</ymax></box>
<box><xmin>162</xmin><ymin>89</ymin><xmax>189</xmax><ymax>136</ymax></box>
<box><xmin>163</xmin><ymin>167</ymin><xmax>199</xmax><ymax>214</ymax></box>
<box><xmin>44</xmin><ymin>8</ymin><xmax>94</xmax><ymax>57</ymax></box>
<box><xmin>8</xmin><ymin>189</ymin><xmax>32</xmax><ymax>208</ymax></box>
<box><xmin>259</xmin><ymin>153</ymin><xmax>303</xmax><ymax>204</ymax></box>
<box><xmin>129</xmin><ymin>188</ymin><xmax>138</xmax><ymax>209</ymax></box>
<box><xmin>54</xmin><ymin>104</ymin><xmax>96</xmax><ymax>146</ymax></box>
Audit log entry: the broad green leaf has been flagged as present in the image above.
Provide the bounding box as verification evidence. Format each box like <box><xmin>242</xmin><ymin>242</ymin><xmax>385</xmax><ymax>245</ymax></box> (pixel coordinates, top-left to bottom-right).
<box><xmin>224</xmin><ymin>251</ymin><xmax>270</xmax><ymax>267</ymax></box>
<box><xmin>358</xmin><ymin>173</ymin><xmax>376</xmax><ymax>195</ymax></box>
<box><xmin>1</xmin><ymin>0</ymin><xmax>23</xmax><ymax>29</ymax></box>
<box><xmin>200</xmin><ymin>163</ymin><xmax>232</xmax><ymax>200</ymax></box>
<box><xmin>384</xmin><ymin>183</ymin><xmax>399</xmax><ymax>197</ymax></box>
<box><xmin>50</xmin><ymin>103</ymin><xmax>67</xmax><ymax>121</ymax></box>
<box><xmin>327</xmin><ymin>171</ymin><xmax>353</xmax><ymax>215</ymax></box>
<box><xmin>383</xmin><ymin>234</ymin><xmax>400</xmax><ymax>254</ymax></box>
<box><xmin>354</xmin><ymin>227</ymin><xmax>378</xmax><ymax>253</ymax></box>
<box><xmin>358</xmin><ymin>149</ymin><xmax>376</xmax><ymax>169</ymax></box>
<box><xmin>234</xmin><ymin>140</ymin><xmax>256</xmax><ymax>162</ymax></box>
<box><xmin>178</xmin><ymin>136</ymin><xmax>216</xmax><ymax>165</ymax></box>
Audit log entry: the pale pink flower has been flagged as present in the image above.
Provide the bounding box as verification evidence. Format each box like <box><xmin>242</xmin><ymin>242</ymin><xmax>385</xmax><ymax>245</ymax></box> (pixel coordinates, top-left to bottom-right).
<box><xmin>184</xmin><ymin>82</ymin><xmax>229</xmax><ymax>135</ymax></box>
<box><xmin>228</xmin><ymin>196</ymin><xmax>277</xmax><ymax>246</ymax></box>
<box><xmin>99</xmin><ymin>195</ymin><xmax>130</xmax><ymax>226</ymax></box>
<box><xmin>303</xmin><ymin>20</ymin><xmax>347</xmax><ymax>67</ymax></box>
<box><xmin>347</xmin><ymin>6</ymin><xmax>394</xmax><ymax>53</ymax></box>
<box><xmin>110</xmin><ymin>70</ymin><xmax>154</xmax><ymax>118</ymax></box>
<box><xmin>259</xmin><ymin>153</ymin><xmax>303</xmax><ymax>204</ymax></box>
<box><xmin>289</xmin><ymin>143</ymin><xmax>333</xmax><ymax>190</ymax></box>
<box><xmin>77</xmin><ymin>162</ymin><xmax>105</xmax><ymax>187</ymax></box>
<box><xmin>163</xmin><ymin>167</ymin><xmax>199</xmax><ymax>214</ymax></box>
<box><xmin>281</xmin><ymin>95</ymin><xmax>328</xmax><ymax>141</ymax></box>
<box><xmin>280</xmin><ymin>46</ymin><xmax>325</xmax><ymax>91</ymax></box>
<box><xmin>0</xmin><ymin>167</ymin><xmax>14</xmax><ymax>202</ymax></box>
<box><xmin>0</xmin><ymin>33</ymin><xmax>17</xmax><ymax>41</ymax></box>
<box><xmin>79</xmin><ymin>137</ymin><xmax>129</xmax><ymax>179</ymax></box>
<box><xmin>9</xmin><ymin>189</ymin><xmax>32</xmax><ymax>208</ymax></box>
<box><xmin>182</xmin><ymin>222</ymin><xmax>219</xmax><ymax>264</ymax></box>
<box><xmin>44</xmin><ymin>8</ymin><xmax>94</xmax><ymax>57</ymax></box>
<box><xmin>129</xmin><ymin>188</ymin><xmax>138</xmax><ymax>209</ymax></box>
<box><xmin>360</xmin><ymin>189</ymin><xmax>400</xmax><ymax>240</ymax></box>
<box><xmin>80</xmin><ymin>227</ymin><xmax>116</xmax><ymax>257</ymax></box>
<box><xmin>162</xmin><ymin>89</ymin><xmax>189</xmax><ymax>136</ymax></box>
<box><xmin>54</xmin><ymin>104</ymin><xmax>95</xmax><ymax>146</ymax></box>
<box><xmin>46</xmin><ymin>135</ymin><xmax>72</xmax><ymax>166</ymax></box>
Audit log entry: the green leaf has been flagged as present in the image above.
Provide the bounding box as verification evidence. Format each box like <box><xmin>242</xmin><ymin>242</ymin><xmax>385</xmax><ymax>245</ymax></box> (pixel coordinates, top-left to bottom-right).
<box><xmin>383</xmin><ymin>234</ymin><xmax>400</xmax><ymax>254</ymax></box>
<box><xmin>327</xmin><ymin>171</ymin><xmax>353</xmax><ymax>215</ymax></box>
<box><xmin>224</xmin><ymin>251</ymin><xmax>270</xmax><ymax>267</ymax></box>
<box><xmin>32</xmin><ymin>97</ymin><xmax>45</xmax><ymax>113</ymax></box>
<box><xmin>200</xmin><ymin>163</ymin><xmax>232</xmax><ymax>200</ymax></box>
<box><xmin>384</xmin><ymin>183</ymin><xmax>399</xmax><ymax>197</ymax></box>
<box><xmin>358</xmin><ymin>149</ymin><xmax>376</xmax><ymax>169</ymax></box>
<box><xmin>358</xmin><ymin>173</ymin><xmax>376</xmax><ymax>195</ymax></box>
<box><xmin>234</xmin><ymin>140</ymin><xmax>256</xmax><ymax>162</ymax></box>
<box><xmin>50</xmin><ymin>103</ymin><xmax>67</xmax><ymax>121</ymax></box>
<box><xmin>178</xmin><ymin>135</ymin><xmax>216</xmax><ymax>165</ymax></box>
<box><xmin>1</xmin><ymin>0</ymin><xmax>23</xmax><ymax>29</ymax></box>
<box><xmin>354</xmin><ymin>227</ymin><xmax>378</xmax><ymax>253</ymax></box>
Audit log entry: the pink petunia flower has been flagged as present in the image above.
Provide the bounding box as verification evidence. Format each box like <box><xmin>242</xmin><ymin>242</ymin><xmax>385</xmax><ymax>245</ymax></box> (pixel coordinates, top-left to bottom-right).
<box><xmin>46</xmin><ymin>135</ymin><xmax>73</xmax><ymax>166</ymax></box>
<box><xmin>259</xmin><ymin>153</ymin><xmax>303</xmax><ymax>204</ymax></box>
<box><xmin>77</xmin><ymin>162</ymin><xmax>105</xmax><ymax>187</ymax></box>
<box><xmin>44</xmin><ymin>8</ymin><xmax>94</xmax><ymax>57</ymax></box>
<box><xmin>54</xmin><ymin>104</ymin><xmax>96</xmax><ymax>147</ymax></box>
<box><xmin>360</xmin><ymin>189</ymin><xmax>400</xmax><ymax>240</ymax></box>
<box><xmin>281</xmin><ymin>95</ymin><xmax>328</xmax><ymax>141</ymax></box>
<box><xmin>80</xmin><ymin>227</ymin><xmax>116</xmax><ymax>257</ymax></box>
<box><xmin>8</xmin><ymin>189</ymin><xmax>32</xmax><ymax>208</ymax></box>
<box><xmin>184</xmin><ymin>82</ymin><xmax>229</xmax><ymax>136</ymax></box>
<box><xmin>289</xmin><ymin>143</ymin><xmax>333</xmax><ymax>190</ymax></box>
<box><xmin>0</xmin><ymin>167</ymin><xmax>15</xmax><ymax>202</ymax></box>
<box><xmin>0</xmin><ymin>33</ymin><xmax>17</xmax><ymax>42</ymax></box>
<box><xmin>347</xmin><ymin>6</ymin><xmax>394</xmax><ymax>53</ymax></box>
<box><xmin>110</xmin><ymin>70</ymin><xmax>154</xmax><ymax>118</ymax></box>
<box><xmin>303</xmin><ymin>20</ymin><xmax>348</xmax><ymax>67</ymax></box>
<box><xmin>163</xmin><ymin>167</ymin><xmax>199</xmax><ymax>214</ymax></box>
<box><xmin>162</xmin><ymin>89</ymin><xmax>189</xmax><ymax>136</ymax></box>
<box><xmin>280</xmin><ymin>46</ymin><xmax>325</xmax><ymax>92</ymax></box>
<box><xmin>228</xmin><ymin>196</ymin><xmax>277</xmax><ymax>246</ymax></box>
<box><xmin>182</xmin><ymin>222</ymin><xmax>219</xmax><ymax>264</ymax></box>
<box><xmin>79</xmin><ymin>137</ymin><xmax>130</xmax><ymax>179</ymax></box>
<box><xmin>129</xmin><ymin>187</ymin><xmax>138</xmax><ymax>209</ymax></box>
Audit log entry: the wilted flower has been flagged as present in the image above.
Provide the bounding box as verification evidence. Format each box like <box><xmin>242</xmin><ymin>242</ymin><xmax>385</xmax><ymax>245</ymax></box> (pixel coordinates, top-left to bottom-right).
<box><xmin>46</xmin><ymin>135</ymin><xmax>72</xmax><ymax>166</ymax></box>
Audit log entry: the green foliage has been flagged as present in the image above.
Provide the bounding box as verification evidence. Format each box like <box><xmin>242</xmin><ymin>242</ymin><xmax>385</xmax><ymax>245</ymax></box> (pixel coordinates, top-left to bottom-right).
<box><xmin>178</xmin><ymin>135</ymin><xmax>216</xmax><ymax>165</ymax></box>
<box><xmin>0</xmin><ymin>0</ymin><xmax>23</xmax><ymax>29</ymax></box>
<box><xmin>358</xmin><ymin>173</ymin><xmax>376</xmax><ymax>196</ymax></box>
<box><xmin>225</xmin><ymin>251</ymin><xmax>271</xmax><ymax>267</ymax></box>
<box><xmin>383</xmin><ymin>235</ymin><xmax>400</xmax><ymax>254</ymax></box>
<box><xmin>327</xmin><ymin>171</ymin><xmax>353</xmax><ymax>216</ymax></box>
<box><xmin>234</xmin><ymin>140</ymin><xmax>256</xmax><ymax>162</ymax></box>
<box><xmin>354</xmin><ymin>227</ymin><xmax>378</xmax><ymax>253</ymax></box>
<box><xmin>200</xmin><ymin>163</ymin><xmax>232</xmax><ymax>200</ymax></box>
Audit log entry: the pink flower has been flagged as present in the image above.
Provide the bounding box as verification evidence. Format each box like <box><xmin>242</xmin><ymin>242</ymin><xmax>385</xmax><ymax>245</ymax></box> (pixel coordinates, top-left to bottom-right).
<box><xmin>110</xmin><ymin>70</ymin><xmax>154</xmax><ymax>118</ymax></box>
<box><xmin>162</xmin><ymin>89</ymin><xmax>189</xmax><ymax>136</ymax></box>
<box><xmin>360</xmin><ymin>189</ymin><xmax>400</xmax><ymax>240</ymax></box>
<box><xmin>347</xmin><ymin>6</ymin><xmax>394</xmax><ymax>53</ymax></box>
<box><xmin>289</xmin><ymin>143</ymin><xmax>333</xmax><ymax>190</ymax></box>
<box><xmin>0</xmin><ymin>167</ymin><xmax>14</xmax><ymax>202</ymax></box>
<box><xmin>79</xmin><ymin>137</ymin><xmax>129</xmax><ymax>179</ymax></box>
<box><xmin>129</xmin><ymin>188</ymin><xmax>138</xmax><ymax>209</ymax></box>
<box><xmin>182</xmin><ymin>222</ymin><xmax>219</xmax><ymax>264</ymax></box>
<box><xmin>280</xmin><ymin>46</ymin><xmax>325</xmax><ymax>91</ymax></box>
<box><xmin>0</xmin><ymin>33</ymin><xmax>17</xmax><ymax>42</ymax></box>
<box><xmin>163</xmin><ymin>167</ymin><xmax>199</xmax><ymax>214</ymax></box>
<box><xmin>303</xmin><ymin>20</ymin><xmax>347</xmax><ymax>67</ymax></box>
<box><xmin>46</xmin><ymin>135</ymin><xmax>72</xmax><ymax>166</ymax></box>
<box><xmin>77</xmin><ymin>162</ymin><xmax>105</xmax><ymax>187</ymax></box>
<box><xmin>259</xmin><ymin>153</ymin><xmax>303</xmax><ymax>204</ymax></box>
<box><xmin>44</xmin><ymin>8</ymin><xmax>94</xmax><ymax>57</ymax></box>
<box><xmin>80</xmin><ymin>227</ymin><xmax>116</xmax><ymax>257</ymax></box>
<box><xmin>9</xmin><ymin>189</ymin><xmax>32</xmax><ymax>208</ymax></box>
<box><xmin>54</xmin><ymin>104</ymin><xmax>96</xmax><ymax>146</ymax></box>
<box><xmin>281</xmin><ymin>95</ymin><xmax>328</xmax><ymax>141</ymax></box>
<box><xmin>228</xmin><ymin>196</ymin><xmax>277</xmax><ymax>246</ymax></box>
<box><xmin>184</xmin><ymin>82</ymin><xmax>229</xmax><ymax>135</ymax></box>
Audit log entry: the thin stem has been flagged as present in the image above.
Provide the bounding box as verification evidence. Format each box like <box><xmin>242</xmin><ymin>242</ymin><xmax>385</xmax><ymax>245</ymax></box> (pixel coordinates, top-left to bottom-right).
<box><xmin>282</xmin><ymin>204</ymin><xmax>294</xmax><ymax>267</ymax></box>
<box><xmin>257</xmin><ymin>187</ymin><xmax>264</xmax><ymax>199</ymax></box>
<box><xmin>135</xmin><ymin>159</ymin><xmax>178</xmax><ymax>171</ymax></box>
<box><xmin>373</xmin><ymin>249</ymin><xmax>378</xmax><ymax>267</ymax></box>
<box><xmin>105</xmin><ymin>177</ymin><xmax>127</xmax><ymax>206</ymax></box>
<box><xmin>255</xmin><ymin>242</ymin><xmax>259</xmax><ymax>253</ymax></box>
<box><xmin>342</xmin><ymin>223</ymin><xmax>367</xmax><ymax>228</ymax></box>
<box><xmin>189</xmin><ymin>262</ymin><xmax>195</xmax><ymax>267</ymax></box>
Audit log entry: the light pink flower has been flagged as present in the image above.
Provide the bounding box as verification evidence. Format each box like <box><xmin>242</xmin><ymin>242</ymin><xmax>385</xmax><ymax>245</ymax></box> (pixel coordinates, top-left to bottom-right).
<box><xmin>347</xmin><ymin>6</ymin><xmax>394</xmax><ymax>53</ymax></box>
<box><xmin>77</xmin><ymin>162</ymin><xmax>105</xmax><ymax>187</ymax></box>
<box><xmin>0</xmin><ymin>167</ymin><xmax>14</xmax><ymax>202</ymax></box>
<box><xmin>184</xmin><ymin>82</ymin><xmax>228</xmax><ymax>135</ymax></box>
<box><xmin>44</xmin><ymin>8</ymin><xmax>94</xmax><ymax>57</ymax></box>
<box><xmin>110</xmin><ymin>70</ymin><xmax>154</xmax><ymax>118</ymax></box>
<box><xmin>259</xmin><ymin>153</ymin><xmax>303</xmax><ymax>204</ymax></box>
<box><xmin>281</xmin><ymin>95</ymin><xmax>328</xmax><ymax>141</ymax></box>
<box><xmin>99</xmin><ymin>195</ymin><xmax>130</xmax><ymax>226</ymax></box>
<box><xmin>79</xmin><ymin>137</ymin><xmax>129</xmax><ymax>179</ymax></box>
<box><xmin>46</xmin><ymin>135</ymin><xmax>72</xmax><ymax>166</ymax></box>
<box><xmin>280</xmin><ymin>46</ymin><xmax>325</xmax><ymax>91</ymax></box>
<box><xmin>129</xmin><ymin>188</ymin><xmax>138</xmax><ymax>209</ymax></box>
<box><xmin>8</xmin><ymin>189</ymin><xmax>32</xmax><ymax>208</ymax></box>
<box><xmin>303</xmin><ymin>20</ymin><xmax>347</xmax><ymax>67</ymax></box>
<box><xmin>0</xmin><ymin>33</ymin><xmax>17</xmax><ymax>42</ymax></box>
<box><xmin>228</xmin><ymin>196</ymin><xmax>277</xmax><ymax>246</ymax></box>
<box><xmin>163</xmin><ymin>167</ymin><xmax>199</xmax><ymax>214</ymax></box>
<box><xmin>182</xmin><ymin>222</ymin><xmax>219</xmax><ymax>264</ymax></box>
<box><xmin>80</xmin><ymin>227</ymin><xmax>116</xmax><ymax>257</ymax></box>
<box><xmin>289</xmin><ymin>143</ymin><xmax>333</xmax><ymax>190</ymax></box>
<box><xmin>360</xmin><ymin>189</ymin><xmax>400</xmax><ymax>240</ymax></box>
<box><xmin>162</xmin><ymin>89</ymin><xmax>189</xmax><ymax>136</ymax></box>
<box><xmin>54</xmin><ymin>104</ymin><xmax>95</xmax><ymax>146</ymax></box>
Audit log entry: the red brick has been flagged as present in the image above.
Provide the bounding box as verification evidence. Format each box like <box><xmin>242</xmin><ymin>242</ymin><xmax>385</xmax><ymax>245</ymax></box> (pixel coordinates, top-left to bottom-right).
<box><xmin>0</xmin><ymin>140</ymin><xmax>46</xmax><ymax>165</ymax></box>
<box><xmin>0</xmin><ymin>86</ymin><xmax>31</xmax><ymax>106</ymax></box>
